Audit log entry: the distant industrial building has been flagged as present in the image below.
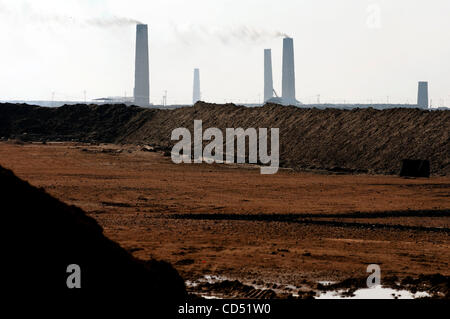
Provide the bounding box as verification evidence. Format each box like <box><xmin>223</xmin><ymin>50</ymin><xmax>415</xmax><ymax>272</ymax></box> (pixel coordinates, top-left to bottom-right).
<box><xmin>264</xmin><ymin>38</ymin><xmax>301</xmax><ymax>106</ymax></box>
<box><xmin>264</xmin><ymin>49</ymin><xmax>274</xmax><ymax>103</ymax></box>
<box><xmin>193</xmin><ymin>68</ymin><xmax>201</xmax><ymax>104</ymax></box>
<box><xmin>282</xmin><ymin>37</ymin><xmax>300</xmax><ymax>106</ymax></box>
<box><xmin>417</xmin><ymin>81</ymin><xmax>429</xmax><ymax>109</ymax></box>
<box><xmin>134</xmin><ymin>24</ymin><xmax>150</xmax><ymax>106</ymax></box>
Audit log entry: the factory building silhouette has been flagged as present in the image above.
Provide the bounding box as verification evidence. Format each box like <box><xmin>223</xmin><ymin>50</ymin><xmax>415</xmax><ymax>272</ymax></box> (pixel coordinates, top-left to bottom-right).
<box><xmin>264</xmin><ymin>37</ymin><xmax>301</xmax><ymax>106</ymax></box>
<box><xmin>127</xmin><ymin>24</ymin><xmax>434</xmax><ymax>109</ymax></box>
<box><xmin>193</xmin><ymin>68</ymin><xmax>201</xmax><ymax>104</ymax></box>
<box><xmin>264</xmin><ymin>49</ymin><xmax>274</xmax><ymax>103</ymax></box>
<box><xmin>282</xmin><ymin>37</ymin><xmax>298</xmax><ymax>106</ymax></box>
<box><xmin>417</xmin><ymin>81</ymin><xmax>429</xmax><ymax>109</ymax></box>
<box><xmin>134</xmin><ymin>24</ymin><xmax>150</xmax><ymax>106</ymax></box>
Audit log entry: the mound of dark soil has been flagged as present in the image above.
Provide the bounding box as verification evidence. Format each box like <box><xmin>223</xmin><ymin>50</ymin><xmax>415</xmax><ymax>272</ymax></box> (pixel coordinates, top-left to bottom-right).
<box><xmin>0</xmin><ymin>103</ymin><xmax>153</xmax><ymax>143</ymax></box>
<box><xmin>1</xmin><ymin>164</ymin><xmax>186</xmax><ymax>301</ymax></box>
<box><xmin>124</xmin><ymin>102</ymin><xmax>449</xmax><ymax>175</ymax></box>
<box><xmin>1</xmin><ymin>102</ymin><xmax>449</xmax><ymax>175</ymax></box>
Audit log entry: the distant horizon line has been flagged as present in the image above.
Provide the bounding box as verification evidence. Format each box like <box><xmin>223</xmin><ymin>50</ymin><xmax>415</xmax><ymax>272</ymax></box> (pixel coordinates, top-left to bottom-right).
<box><xmin>1</xmin><ymin>99</ymin><xmax>448</xmax><ymax>109</ymax></box>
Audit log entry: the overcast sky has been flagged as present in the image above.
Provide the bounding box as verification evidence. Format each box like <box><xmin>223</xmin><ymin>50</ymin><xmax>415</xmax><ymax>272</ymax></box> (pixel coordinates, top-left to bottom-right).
<box><xmin>0</xmin><ymin>0</ymin><xmax>449</xmax><ymax>105</ymax></box>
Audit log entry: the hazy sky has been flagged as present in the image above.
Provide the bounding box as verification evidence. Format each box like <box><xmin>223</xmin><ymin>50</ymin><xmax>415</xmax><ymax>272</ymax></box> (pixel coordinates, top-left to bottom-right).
<box><xmin>0</xmin><ymin>0</ymin><xmax>449</xmax><ymax>105</ymax></box>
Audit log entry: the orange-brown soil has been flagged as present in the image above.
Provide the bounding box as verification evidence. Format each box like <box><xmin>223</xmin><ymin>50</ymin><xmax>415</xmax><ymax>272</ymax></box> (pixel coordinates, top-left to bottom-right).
<box><xmin>1</xmin><ymin>141</ymin><xmax>448</xmax><ymax>296</ymax></box>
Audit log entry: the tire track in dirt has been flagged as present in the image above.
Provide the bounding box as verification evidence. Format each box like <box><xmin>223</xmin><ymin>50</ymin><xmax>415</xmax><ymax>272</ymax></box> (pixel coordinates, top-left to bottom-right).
<box><xmin>171</xmin><ymin>210</ymin><xmax>450</xmax><ymax>233</ymax></box>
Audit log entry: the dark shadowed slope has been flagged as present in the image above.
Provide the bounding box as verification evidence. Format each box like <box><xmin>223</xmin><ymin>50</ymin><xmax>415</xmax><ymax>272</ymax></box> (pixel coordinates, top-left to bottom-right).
<box><xmin>0</xmin><ymin>103</ymin><xmax>153</xmax><ymax>142</ymax></box>
<box><xmin>1</xmin><ymin>164</ymin><xmax>186</xmax><ymax>302</ymax></box>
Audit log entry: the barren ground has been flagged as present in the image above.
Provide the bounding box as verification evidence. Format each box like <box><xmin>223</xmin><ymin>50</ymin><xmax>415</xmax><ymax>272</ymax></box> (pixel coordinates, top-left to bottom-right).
<box><xmin>1</xmin><ymin>141</ymin><xmax>449</xmax><ymax>297</ymax></box>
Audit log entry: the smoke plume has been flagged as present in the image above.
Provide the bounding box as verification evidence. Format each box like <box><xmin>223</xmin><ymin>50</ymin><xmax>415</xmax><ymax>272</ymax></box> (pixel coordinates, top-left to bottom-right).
<box><xmin>32</xmin><ymin>15</ymin><xmax>142</xmax><ymax>28</ymax></box>
<box><xmin>173</xmin><ymin>24</ymin><xmax>290</xmax><ymax>45</ymax></box>
<box><xmin>84</xmin><ymin>17</ymin><xmax>142</xmax><ymax>27</ymax></box>
<box><xmin>0</xmin><ymin>4</ymin><xmax>141</xmax><ymax>28</ymax></box>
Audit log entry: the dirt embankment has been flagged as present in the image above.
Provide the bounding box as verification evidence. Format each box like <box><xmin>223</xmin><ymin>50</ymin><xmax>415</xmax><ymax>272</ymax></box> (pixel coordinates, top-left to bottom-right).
<box><xmin>1</xmin><ymin>164</ymin><xmax>186</xmax><ymax>302</ymax></box>
<box><xmin>1</xmin><ymin>102</ymin><xmax>449</xmax><ymax>175</ymax></box>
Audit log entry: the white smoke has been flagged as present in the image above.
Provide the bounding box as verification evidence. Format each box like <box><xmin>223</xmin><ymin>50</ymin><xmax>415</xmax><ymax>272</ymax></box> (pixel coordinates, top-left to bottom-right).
<box><xmin>29</xmin><ymin>15</ymin><xmax>142</xmax><ymax>28</ymax></box>
<box><xmin>0</xmin><ymin>3</ymin><xmax>141</xmax><ymax>28</ymax></box>
<box><xmin>84</xmin><ymin>17</ymin><xmax>143</xmax><ymax>27</ymax></box>
<box><xmin>172</xmin><ymin>24</ymin><xmax>290</xmax><ymax>45</ymax></box>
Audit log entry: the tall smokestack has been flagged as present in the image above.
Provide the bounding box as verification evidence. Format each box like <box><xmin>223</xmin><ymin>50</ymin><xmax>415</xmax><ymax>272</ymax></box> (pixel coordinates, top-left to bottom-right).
<box><xmin>134</xmin><ymin>24</ymin><xmax>150</xmax><ymax>106</ymax></box>
<box><xmin>417</xmin><ymin>81</ymin><xmax>429</xmax><ymax>109</ymax></box>
<box><xmin>282</xmin><ymin>37</ymin><xmax>297</xmax><ymax>105</ymax></box>
<box><xmin>264</xmin><ymin>49</ymin><xmax>274</xmax><ymax>103</ymax></box>
<box><xmin>193</xmin><ymin>68</ymin><xmax>201</xmax><ymax>104</ymax></box>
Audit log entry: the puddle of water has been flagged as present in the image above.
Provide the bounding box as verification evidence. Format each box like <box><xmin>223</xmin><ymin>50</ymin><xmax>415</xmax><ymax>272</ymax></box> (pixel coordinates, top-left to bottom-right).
<box><xmin>200</xmin><ymin>295</ymin><xmax>221</xmax><ymax>300</ymax></box>
<box><xmin>316</xmin><ymin>285</ymin><xmax>430</xmax><ymax>299</ymax></box>
<box><xmin>318</xmin><ymin>281</ymin><xmax>336</xmax><ymax>286</ymax></box>
<box><xmin>187</xmin><ymin>276</ymin><xmax>430</xmax><ymax>300</ymax></box>
<box><xmin>186</xmin><ymin>275</ymin><xmax>305</xmax><ymax>298</ymax></box>
<box><xmin>185</xmin><ymin>280</ymin><xmax>197</xmax><ymax>287</ymax></box>
<box><xmin>186</xmin><ymin>275</ymin><xmax>228</xmax><ymax>287</ymax></box>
